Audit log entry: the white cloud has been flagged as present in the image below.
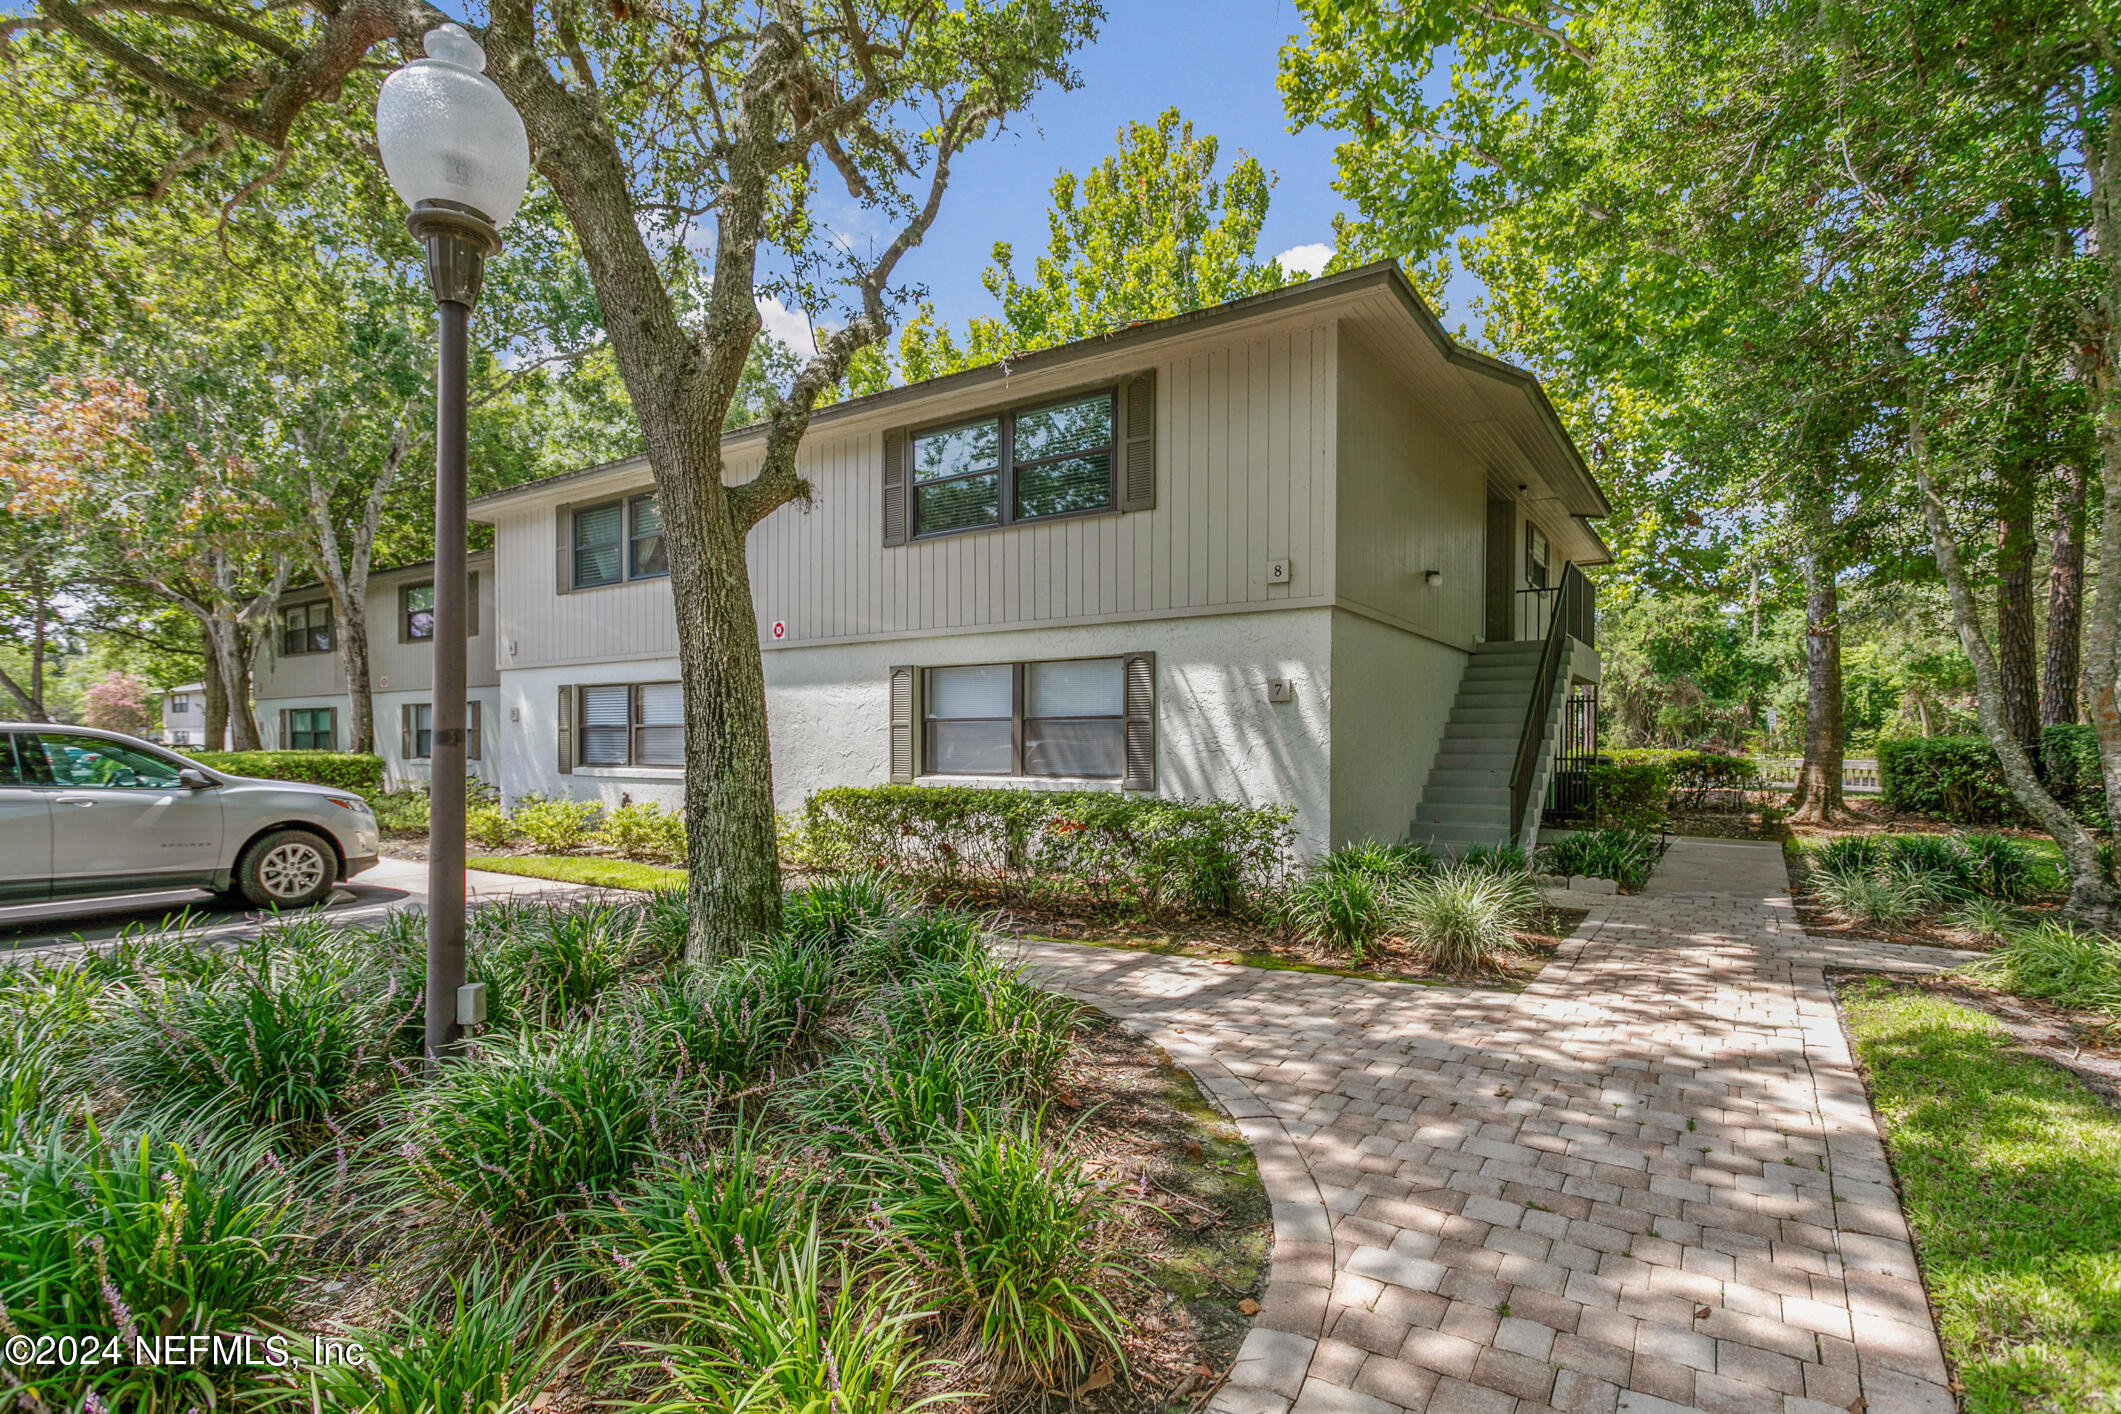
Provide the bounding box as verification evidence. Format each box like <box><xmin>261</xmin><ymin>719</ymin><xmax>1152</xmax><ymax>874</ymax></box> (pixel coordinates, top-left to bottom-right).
<box><xmin>755</xmin><ymin>296</ymin><xmax>818</xmax><ymax>361</ymax></box>
<box><xmin>1275</xmin><ymin>243</ymin><xmax>1333</xmax><ymax>279</ymax></box>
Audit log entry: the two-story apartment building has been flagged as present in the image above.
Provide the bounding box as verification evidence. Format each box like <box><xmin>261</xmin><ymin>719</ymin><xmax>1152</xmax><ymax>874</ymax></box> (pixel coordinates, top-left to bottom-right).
<box><xmin>454</xmin><ymin>262</ymin><xmax>1609</xmax><ymax>854</ymax></box>
<box><xmin>159</xmin><ymin>683</ymin><xmax>208</xmax><ymax>747</ymax></box>
<box><xmin>251</xmin><ymin>551</ymin><xmax>500</xmax><ymax>788</ymax></box>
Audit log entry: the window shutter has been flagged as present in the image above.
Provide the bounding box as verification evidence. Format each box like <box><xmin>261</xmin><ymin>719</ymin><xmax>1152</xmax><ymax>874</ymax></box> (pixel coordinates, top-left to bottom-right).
<box><xmin>467</xmin><ymin>572</ymin><xmax>479</xmax><ymax>638</ymax></box>
<box><xmin>1116</xmin><ymin>371</ymin><xmax>1156</xmax><ymax>512</ymax></box>
<box><xmin>399</xmin><ymin>704</ymin><xmax>412</xmax><ymax>761</ymax></box>
<box><xmin>557</xmin><ymin>685</ymin><xmax>575</xmax><ymax>774</ymax></box>
<box><xmin>278</xmin><ymin>709</ymin><xmax>288</xmax><ymax>749</ymax></box>
<box><xmin>1121</xmin><ymin>652</ymin><xmax>1155</xmax><ymax>791</ymax></box>
<box><xmin>889</xmin><ymin>666</ymin><xmax>916</xmax><ymax>783</ymax></box>
<box><xmin>467</xmin><ymin>699</ymin><xmax>482</xmax><ymax>762</ymax></box>
<box><xmin>327</xmin><ymin>709</ymin><xmax>338</xmax><ymax>750</ymax></box>
<box><xmin>555</xmin><ymin>506</ymin><xmax>574</xmax><ymax>594</ymax></box>
<box><xmin>882</xmin><ymin>430</ymin><xmax>909</xmax><ymax>546</ymax></box>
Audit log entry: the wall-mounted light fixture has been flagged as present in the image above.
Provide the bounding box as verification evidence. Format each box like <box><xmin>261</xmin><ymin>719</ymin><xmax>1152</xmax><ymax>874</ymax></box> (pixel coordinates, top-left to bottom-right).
<box><xmin>1424</xmin><ymin>569</ymin><xmax>1443</xmax><ymax>587</ymax></box>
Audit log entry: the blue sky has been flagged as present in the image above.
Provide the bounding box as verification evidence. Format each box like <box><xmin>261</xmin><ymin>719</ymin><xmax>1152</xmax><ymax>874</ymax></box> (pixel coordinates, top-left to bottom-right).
<box><xmin>759</xmin><ymin>0</ymin><xmax>1363</xmax><ymax>357</ymax></box>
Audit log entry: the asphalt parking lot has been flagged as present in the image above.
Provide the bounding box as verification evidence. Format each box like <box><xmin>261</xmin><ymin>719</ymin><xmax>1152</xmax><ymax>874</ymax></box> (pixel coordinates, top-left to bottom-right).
<box><xmin>0</xmin><ymin>856</ymin><xmax>599</xmax><ymax>960</ymax></box>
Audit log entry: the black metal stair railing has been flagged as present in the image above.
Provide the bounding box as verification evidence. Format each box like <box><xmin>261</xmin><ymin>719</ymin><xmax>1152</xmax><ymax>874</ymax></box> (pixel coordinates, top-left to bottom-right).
<box><xmin>1508</xmin><ymin>563</ymin><xmax>1595</xmax><ymax>846</ymax></box>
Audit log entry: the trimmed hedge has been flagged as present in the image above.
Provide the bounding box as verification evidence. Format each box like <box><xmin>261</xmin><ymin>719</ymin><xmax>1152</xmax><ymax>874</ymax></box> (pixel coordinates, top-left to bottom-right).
<box><xmin>1587</xmin><ymin>760</ymin><xmax>1667</xmax><ymax>831</ymax></box>
<box><xmin>1607</xmin><ymin>748</ymin><xmax>1761</xmax><ymax>810</ymax></box>
<box><xmin>190</xmin><ymin>750</ymin><xmax>384</xmax><ymax>797</ymax></box>
<box><xmin>1877</xmin><ymin>727</ymin><xmax>2109</xmax><ymax>828</ymax></box>
<box><xmin>798</xmin><ymin>785</ymin><xmax>1295</xmax><ymax>917</ymax></box>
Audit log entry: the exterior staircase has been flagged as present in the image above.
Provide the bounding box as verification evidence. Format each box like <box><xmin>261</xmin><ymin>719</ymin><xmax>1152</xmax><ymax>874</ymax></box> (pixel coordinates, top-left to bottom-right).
<box><xmin>1411</xmin><ymin>631</ymin><xmax>1597</xmax><ymax>855</ymax></box>
<box><xmin>1410</xmin><ymin>642</ymin><xmax>1550</xmax><ymax>853</ymax></box>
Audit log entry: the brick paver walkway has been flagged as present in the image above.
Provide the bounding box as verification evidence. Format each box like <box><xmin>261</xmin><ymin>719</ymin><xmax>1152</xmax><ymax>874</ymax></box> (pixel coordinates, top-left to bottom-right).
<box><xmin>1015</xmin><ymin>838</ymin><xmax>1978</xmax><ymax>1414</ymax></box>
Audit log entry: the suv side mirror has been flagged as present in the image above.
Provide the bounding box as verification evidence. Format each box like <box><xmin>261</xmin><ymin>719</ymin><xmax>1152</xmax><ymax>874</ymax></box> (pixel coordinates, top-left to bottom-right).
<box><xmin>177</xmin><ymin>768</ymin><xmax>216</xmax><ymax>790</ymax></box>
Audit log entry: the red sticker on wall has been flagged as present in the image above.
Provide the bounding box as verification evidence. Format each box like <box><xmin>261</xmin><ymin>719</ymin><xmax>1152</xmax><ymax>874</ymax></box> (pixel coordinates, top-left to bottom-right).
<box><xmin>771</xmin><ymin>621</ymin><xmax>786</xmax><ymax>640</ymax></box>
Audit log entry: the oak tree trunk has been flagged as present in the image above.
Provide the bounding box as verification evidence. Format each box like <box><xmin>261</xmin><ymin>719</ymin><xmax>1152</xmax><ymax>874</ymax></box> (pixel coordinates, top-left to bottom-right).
<box><xmin>1788</xmin><ymin>537</ymin><xmax>1852</xmax><ymax>823</ymax></box>
<box><xmin>332</xmin><ymin>587</ymin><xmax>375</xmax><ymax>755</ymax></box>
<box><xmin>203</xmin><ymin>626</ymin><xmax>229</xmax><ymax>750</ymax></box>
<box><xmin>650</xmin><ymin>411</ymin><xmax>782</xmax><ymax>956</ymax></box>
<box><xmin>2044</xmin><ymin>458</ymin><xmax>2087</xmax><ymax>728</ymax></box>
<box><xmin>1997</xmin><ymin>456</ymin><xmax>2041</xmax><ymax>751</ymax></box>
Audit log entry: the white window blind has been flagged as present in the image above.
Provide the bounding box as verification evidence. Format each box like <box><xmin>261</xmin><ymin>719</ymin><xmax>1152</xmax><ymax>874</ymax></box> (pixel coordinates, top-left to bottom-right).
<box><xmin>636</xmin><ymin>682</ymin><xmax>683</xmax><ymax>765</ymax></box>
<box><xmin>926</xmin><ymin>664</ymin><xmax>1012</xmax><ymax>719</ymax></box>
<box><xmin>581</xmin><ymin>685</ymin><xmax>629</xmax><ymax>764</ymax></box>
<box><xmin>1026</xmin><ymin>658</ymin><xmax>1122</xmax><ymax>718</ymax></box>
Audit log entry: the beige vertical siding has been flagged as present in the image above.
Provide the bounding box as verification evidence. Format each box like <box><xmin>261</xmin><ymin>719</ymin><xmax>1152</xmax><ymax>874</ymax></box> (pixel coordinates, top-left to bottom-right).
<box><xmin>1332</xmin><ymin>328</ymin><xmax>1487</xmax><ymax>649</ymax></box>
<box><xmin>491</xmin><ymin>320</ymin><xmax>1341</xmax><ymax>670</ymax></box>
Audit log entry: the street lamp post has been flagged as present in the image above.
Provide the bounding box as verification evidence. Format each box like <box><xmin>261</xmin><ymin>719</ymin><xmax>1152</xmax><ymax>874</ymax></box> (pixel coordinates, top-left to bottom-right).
<box><xmin>376</xmin><ymin>23</ymin><xmax>529</xmax><ymax>1070</ymax></box>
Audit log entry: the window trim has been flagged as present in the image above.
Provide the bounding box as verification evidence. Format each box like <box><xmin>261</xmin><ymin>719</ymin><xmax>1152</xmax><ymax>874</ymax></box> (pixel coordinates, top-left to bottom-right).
<box><xmin>278</xmin><ymin>601</ymin><xmax>334</xmax><ymax>656</ymax></box>
<box><xmin>404</xmin><ymin>700</ymin><xmax>480</xmax><ymax>761</ymax></box>
<box><xmin>908</xmin><ymin>385</ymin><xmax>1119</xmax><ymax>542</ymax></box>
<box><xmin>922</xmin><ymin>655</ymin><xmax>1127</xmax><ymax>780</ymax></box>
<box><xmin>574</xmin><ymin>681</ymin><xmax>684</xmax><ymax>768</ymax></box>
<box><xmin>569</xmin><ymin>492</ymin><xmax>666</xmax><ymax>592</ymax></box>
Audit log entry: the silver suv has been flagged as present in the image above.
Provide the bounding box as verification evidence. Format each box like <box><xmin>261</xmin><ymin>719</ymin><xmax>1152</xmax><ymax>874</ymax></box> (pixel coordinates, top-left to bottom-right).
<box><xmin>0</xmin><ymin>724</ymin><xmax>381</xmax><ymax>911</ymax></box>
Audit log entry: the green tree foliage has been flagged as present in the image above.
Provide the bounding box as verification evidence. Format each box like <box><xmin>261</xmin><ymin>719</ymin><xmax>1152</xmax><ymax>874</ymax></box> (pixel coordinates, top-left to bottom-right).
<box><xmin>897</xmin><ymin>107</ymin><xmax>1288</xmax><ymax>379</ymax></box>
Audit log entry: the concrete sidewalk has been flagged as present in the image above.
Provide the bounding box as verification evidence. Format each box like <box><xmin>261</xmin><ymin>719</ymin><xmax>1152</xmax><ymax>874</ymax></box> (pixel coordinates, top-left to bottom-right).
<box><xmin>1015</xmin><ymin>837</ymin><xmax>1976</xmax><ymax>1414</ymax></box>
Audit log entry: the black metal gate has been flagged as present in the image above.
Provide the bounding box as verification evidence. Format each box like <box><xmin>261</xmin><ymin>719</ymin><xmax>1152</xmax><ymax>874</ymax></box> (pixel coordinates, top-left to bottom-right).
<box><xmin>1545</xmin><ymin>684</ymin><xmax>1599</xmax><ymax>823</ymax></box>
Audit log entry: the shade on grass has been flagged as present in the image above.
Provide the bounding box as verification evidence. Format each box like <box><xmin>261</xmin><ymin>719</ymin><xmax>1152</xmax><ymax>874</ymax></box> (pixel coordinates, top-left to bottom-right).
<box><xmin>1841</xmin><ymin>978</ymin><xmax>2121</xmax><ymax>1412</ymax></box>
<box><xmin>468</xmin><ymin>854</ymin><xmax>685</xmax><ymax>891</ymax></box>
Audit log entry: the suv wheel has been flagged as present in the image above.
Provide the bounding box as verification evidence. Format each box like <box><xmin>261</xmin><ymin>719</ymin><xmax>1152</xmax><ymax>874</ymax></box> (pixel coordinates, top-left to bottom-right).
<box><xmin>234</xmin><ymin>829</ymin><xmax>337</xmax><ymax>910</ymax></box>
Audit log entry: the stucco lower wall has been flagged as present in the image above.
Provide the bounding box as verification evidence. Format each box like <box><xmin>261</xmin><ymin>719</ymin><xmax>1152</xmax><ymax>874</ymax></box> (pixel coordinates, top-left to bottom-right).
<box><xmin>374</xmin><ymin>688</ymin><xmax>502</xmax><ymax>790</ymax></box>
<box><xmin>494</xmin><ymin>608</ymin><xmax>1337</xmax><ymax>855</ymax></box>
<box><xmin>1327</xmin><ymin>608</ymin><xmax>1468</xmax><ymax>847</ymax></box>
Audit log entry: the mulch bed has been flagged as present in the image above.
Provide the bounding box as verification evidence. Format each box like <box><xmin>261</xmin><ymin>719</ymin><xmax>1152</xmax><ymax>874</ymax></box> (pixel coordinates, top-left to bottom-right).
<box><xmin>1024</xmin><ymin>1013</ymin><xmax>1273</xmax><ymax>1413</ymax></box>
<box><xmin>984</xmin><ymin>902</ymin><xmax>1589</xmax><ymax>990</ymax></box>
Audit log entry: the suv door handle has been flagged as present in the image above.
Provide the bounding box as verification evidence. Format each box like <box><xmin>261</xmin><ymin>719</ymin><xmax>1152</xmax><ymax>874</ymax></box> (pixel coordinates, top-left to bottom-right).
<box><xmin>55</xmin><ymin>797</ymin><xmax>96</xmax><ymax>807</ymax></box>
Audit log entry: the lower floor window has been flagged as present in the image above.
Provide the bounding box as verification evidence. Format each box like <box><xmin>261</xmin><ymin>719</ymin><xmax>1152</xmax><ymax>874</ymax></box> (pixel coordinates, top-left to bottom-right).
<box><xmin>286</xmin><ymin>707</ymin><xmax>335</xmax><ymax>751</ymax></box>
<box><xmin>925</xmin><ymin>657</ymin><xmax>1125</xmax><ymax>778</ymax></box>
<box><xmin>404</xmin><ymin>700</ymin><xmax>482</xmax><ymax>761</ymax></box>
<box><xmin>580</xmin><ymin>682</ymin><xmax>683</xmax><ymax>767</ymax></box>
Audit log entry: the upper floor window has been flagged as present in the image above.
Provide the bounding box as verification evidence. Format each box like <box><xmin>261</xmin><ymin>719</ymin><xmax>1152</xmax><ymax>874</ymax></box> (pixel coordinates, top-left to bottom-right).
<box><xmin>280</xmin><ymin>602</ymin><xmax>333</xmax><ymax>656</ymax></box>
<box><xmin>573</xmin><ymin>495</ymin><xmax>665</xmax><ymax>589</ymax></box>
<box><xmin>402</xmin><ymin>574</ymin><xmax>478</xmax><ymax>641</ymax></box>
<box><xmin>404</xmin><ymin>583</ymin><xmax>436</xmax><ymax>640</ymax></box>
<box><xmin>912</xmin><ymin>391</ymin><xmax>1115</xmax><ymax>538</ymax></box>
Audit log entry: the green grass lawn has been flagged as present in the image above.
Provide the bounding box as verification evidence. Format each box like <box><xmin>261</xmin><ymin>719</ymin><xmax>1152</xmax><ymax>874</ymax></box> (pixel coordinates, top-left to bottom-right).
<box><xmin>1841</xmin><ymin>977</ymin><xmax>2121</xmax><ymax>1411</ymax></box>
<box><xmin>466</xmin><ymin>854</ymin><xmax>685</xmax><ymax>891</ymax></box>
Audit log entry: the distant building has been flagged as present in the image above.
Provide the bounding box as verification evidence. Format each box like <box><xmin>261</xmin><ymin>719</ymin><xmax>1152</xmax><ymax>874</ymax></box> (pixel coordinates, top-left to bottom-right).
<box><xmin>160</xmin><ymin>683</ymin><xmax>207</xmax><ymax>747</ymax></box>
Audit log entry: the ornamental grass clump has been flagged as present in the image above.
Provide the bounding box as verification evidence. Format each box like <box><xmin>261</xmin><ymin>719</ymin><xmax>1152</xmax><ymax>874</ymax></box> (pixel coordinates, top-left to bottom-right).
<box><xmin>629</xmin><ymin>1227</ymin><xmax>940</xmax><ymax>1414</ymax></box>
<box><xmin>1960</xmin><ymin>832</ymin><xmax>2040</xmax><ymax>902</ymax></box>
<box><xmin>472</xmin><ymin>899</ymin><xmax>646</xmax><ymax>1027</ymax></box>
<box><xmin>849</xmin><ymin>906</ymin><xmax>987</xmax><ymax>982</ymax></box>
<box><xmin>1316</xmin><ymin>839</ymin><xmax>1432</xmax><ymax>885</ymax></box>
<box><xmin>780</xmin><ymin>869</ymin><xmax>915</xmax><ymax>951</ymax></box>
<box><xmin>0</xmin><ymin>962</ymin><xmax>105</xmax><ymax>1139</ymax></box>
<box><xmin>627</xmin><ymin>938</ymin><xmax>834</xmax><ymax>1091</ymax></box>
<box><xmin>572</xmin><ymin>1136</ymin><xmax>812</xmax><ymax>1307</ymax></box>
<box><xmin>1278</xmin><ymin>868</ymin><xmax>1391</xmax><ymax>960</ymax></box>
<box><xmin>388</xmin><ymin>1022</ymin><xmax>667</xmax><ymax>1229</ymax></box>
<box><xmin>867</xmin><ymin>1117</ymin><xmax>1125</xmax><ymax>1385</ymax></box>
<box><xmin>1811</xmin><ymin>867</ymin><xmax>1923</xmax><ymax>928</ymax></box>
<box><xmin>0</xmin><ymin>1120</ymin><xmax>309</xmax><ymax>1381</ymax></box>
<box><xmin>307</xmin><ymin>1263</ymin><xmax>586</xmax><ymax>1414</ymax></box>
<box><xmin>1958</xmin><ymin>921</ymin><xmax>2121</xmax><ymax>1016</ymax></box>
<box><xmin>787</xmin><ymin>1035</ymin><xmax>1016</xmax><ymax>1151</ymax></box>
<box><xmin>880</xmin><ymin>948</ymin><xmax>1081</xmax><ymax>1094</ymax></box>
<box><xmin>1881</xmin><ymin>834</ymin><xmax>1978</xmax><ymax>907</ymax></box>
<box><xmin>104</xmin><ymin>922</ymin><xmax>411</xmax><ymax>1129</ymax></box>
<box><xmin>1539</xmin><ymin>828</ymin><xmax>1660</xmax><ymax>892</ymax></box>
<box><xmin>1391</xmin><ymin>864</ymin><xmax>1538</xmax><ymax>976</ymax></box>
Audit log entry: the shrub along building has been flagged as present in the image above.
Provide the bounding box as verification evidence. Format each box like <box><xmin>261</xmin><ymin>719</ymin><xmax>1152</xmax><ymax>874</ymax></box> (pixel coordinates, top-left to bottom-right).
<box><xmin>252</xmin><ymin>263</ymin><xmax>1611</xmax><ymax>854</ymax></box>
<box><xmin>249</xmin><ymin>550</ymin><xmax>500</xmax><ymax>789</ymax></box>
